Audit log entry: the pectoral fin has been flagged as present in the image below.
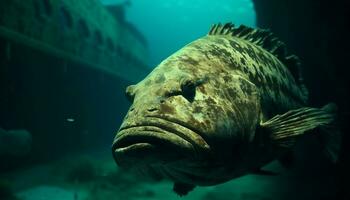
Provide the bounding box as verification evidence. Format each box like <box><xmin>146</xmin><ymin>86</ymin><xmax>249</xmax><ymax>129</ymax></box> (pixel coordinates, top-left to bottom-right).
<box><xmin>260</xmin><ymin>103</ymin><xmax>338</xmax><ymax>149</ymax></box>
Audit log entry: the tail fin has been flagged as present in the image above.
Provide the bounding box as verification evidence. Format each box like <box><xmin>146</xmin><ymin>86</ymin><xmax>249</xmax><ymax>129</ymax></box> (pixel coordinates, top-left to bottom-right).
<box><xmin>319</xmin><ymin>103</ymin><xmax>342</xmax><ymax>163</ymax></box>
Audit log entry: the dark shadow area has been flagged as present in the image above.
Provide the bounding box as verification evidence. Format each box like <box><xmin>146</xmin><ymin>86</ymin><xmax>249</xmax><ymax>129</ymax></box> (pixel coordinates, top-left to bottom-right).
<box><xmin>252</xmin><ymin>0</ymin><xmax>349</xmax><ymax>199</ymax></box>
<box><xmin>0</xmin><ymin>37</ymin><xmax>131</xmax><ymax>171</ymax></box>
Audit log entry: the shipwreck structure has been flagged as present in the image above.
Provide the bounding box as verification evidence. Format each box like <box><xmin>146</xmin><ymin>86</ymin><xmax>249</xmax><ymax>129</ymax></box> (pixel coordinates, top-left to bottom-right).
<box><xmin>0</xmin><ymin>0</ymin><xmax>149</xmax><ymax>81</ymax></box>
<box><xmin>0</xmin><ymin>0</ymin><xmax>149</xmax><ymax>169</ymax></box>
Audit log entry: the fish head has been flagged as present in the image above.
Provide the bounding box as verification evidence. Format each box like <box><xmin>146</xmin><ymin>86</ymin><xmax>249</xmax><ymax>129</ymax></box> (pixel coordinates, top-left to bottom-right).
<box><xmin>112</xmin><ymin>38</ymin><xmax>260</xmax><ymax>186</ymax></box>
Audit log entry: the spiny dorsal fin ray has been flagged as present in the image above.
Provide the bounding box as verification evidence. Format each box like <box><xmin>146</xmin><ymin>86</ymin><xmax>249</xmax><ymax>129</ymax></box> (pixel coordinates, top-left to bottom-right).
<box><xmin>208</xmin><ymin>23</ymin><xmax>308</xmax><ymax>102</ymax></box>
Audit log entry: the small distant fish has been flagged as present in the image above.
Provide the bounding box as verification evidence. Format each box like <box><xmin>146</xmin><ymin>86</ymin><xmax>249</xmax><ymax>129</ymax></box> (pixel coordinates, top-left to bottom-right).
<box><xmin>112</xmin><ymin>23</ymin><xmax>341</xmax><ymax>195</ymax></box>
<box><xmin>66</xmin><ymin>118</ymin><xmax>75</xmax><ymax>122</ymax></box>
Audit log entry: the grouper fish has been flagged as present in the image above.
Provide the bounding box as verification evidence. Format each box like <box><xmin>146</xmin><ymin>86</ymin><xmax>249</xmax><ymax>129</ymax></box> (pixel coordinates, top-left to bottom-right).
<box><xmin>112</xmin><ymin>23</ymin><xmax>341</xmax><ymax>195</ymax></box>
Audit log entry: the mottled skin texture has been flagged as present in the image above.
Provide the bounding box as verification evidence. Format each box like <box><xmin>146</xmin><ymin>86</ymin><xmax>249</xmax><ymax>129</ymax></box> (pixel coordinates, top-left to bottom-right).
<box><xmin>112</xmin><ymin>32</ymin><xmax>307</xmax><ymax>186</ymax></box>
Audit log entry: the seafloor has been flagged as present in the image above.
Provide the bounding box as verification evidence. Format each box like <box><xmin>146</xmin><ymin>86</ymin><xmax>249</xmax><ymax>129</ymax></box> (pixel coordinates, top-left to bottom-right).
<box><xmin>0</xmin><ymin>147</ymin><xmax>335</xmax><ymax>200</ymax></box>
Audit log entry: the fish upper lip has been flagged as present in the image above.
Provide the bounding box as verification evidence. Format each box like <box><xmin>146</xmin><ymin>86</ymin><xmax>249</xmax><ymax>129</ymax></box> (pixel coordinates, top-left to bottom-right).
<box><xmin>114</xmin><ymin>126</ymin><xmax>190</xmax><ymax>150</ymax></box>
<box><xmin>114</xmin><ymin>116</ymin><xmax>210</xmax><ymax>156</ymax></box>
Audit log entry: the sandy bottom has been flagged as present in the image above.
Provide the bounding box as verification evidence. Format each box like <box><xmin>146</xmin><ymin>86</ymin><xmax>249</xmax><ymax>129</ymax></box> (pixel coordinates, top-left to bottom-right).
<box><xmin>0</xmin><ymin>149</ymin><xmax>333</xmax><ymax>200</ymax></box>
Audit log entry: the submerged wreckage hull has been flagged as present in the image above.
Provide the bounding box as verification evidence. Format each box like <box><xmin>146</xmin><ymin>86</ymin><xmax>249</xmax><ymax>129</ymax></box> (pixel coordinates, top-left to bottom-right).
<box><xmin>0</xmin><ymin>0</ymin><xmax>149</xmax><ymax>169</ymax></box>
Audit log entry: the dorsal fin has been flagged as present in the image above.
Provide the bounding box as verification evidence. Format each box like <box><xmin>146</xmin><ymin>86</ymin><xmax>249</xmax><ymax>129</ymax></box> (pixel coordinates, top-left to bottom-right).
<box><xmin>208</xmin><ymin>23</ymin><xmax>308</xmax><ymax>102</ymax></box>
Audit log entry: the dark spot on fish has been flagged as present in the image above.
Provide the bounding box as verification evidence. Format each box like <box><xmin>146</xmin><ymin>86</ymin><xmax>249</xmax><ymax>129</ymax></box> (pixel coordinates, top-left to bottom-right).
<box><xmin>220</xmin><ymin>48</ymin><xmax>232</xmax><ymax>58</ymax></box>
<box><xmin>242</xmin><ymin>46</ymin><xmax>255</xmax><ymax>61</ymax></box>
<box><xmin>252</xmin><ymin>63</ymin><xmax>258</xmax><ymax>71</ymax></box>
<box><xmin>180</xmin><ymin>56</ymin><xmax>199</xmax><ymax>66</ymax></box>
<box><xmin>206</xmin><ymin>97</ymin><xmax>217</xmax><ymax>106</ymax></box>
<box><xmin>239</xmin><ymin>77</ymin><xmax>254</xmax><ymax>96</ymax></box>
<box><xmin>227</xmin><ymin>88</ymin><xmax>237</xmax><ymax>100</ymax></box>
<box><xmin>204</xmin><ymin>119</ymin><xmax>210</xmax><ymax>125</ymax></box>
<box><xmin>240</xmin><ymin>57</ymin><xmax>246</xmax><ymax>65</ymax></box>
<box><xmin>207</xmin><ymin>47</ymin><xmax>219</xmax><ymax>57</ymax></box>
<box><xmin>198</xmin><ymin>85</ymin><xmax>207</xmax><ymax>94</ymax></box>
<box><xmin>255</xmin><ymin>74</ymin><xmax>263</xmax><ymax>84</ymax></box>
<box><xmin>228</xmin><ymin>58</ymin><xmax>239</xmax><ymax>69</ymax></box>
<box><xmin>144</xmin><ymin>79</ymin><xmax>152</xmax><ymax>86</ymax></box>
<box><xmin>204</xmin><ymin>52</ymin><xmax>211</xmax><ymax>60</ymax></box>
<box><xmin>229</xmin><ymin>40</ymin><xmax>245</xmax><ymax>53</ymax></box>
<box><xmin>193</xmin><ymin>106</ymin><xmax>202</xmax><ymax>113</ymax></box>
<box><xmin>244</xmin><ymin>43</ymin><xmax>259</xmax><ymax>62</ymax></box>
<box><xmin>160</xmin><ymin>104</ymin><xmax>175</xmax><ymax>115</ymax></box>
<box><xmin>243</xmin><ymin>66</ymin><xmax>249</xmax><ymax>74</ymax></box>
<box><xmin>223</xmin><ymin>75</ymin><xmax>232</xmax><ymax>82</ymax></box>
<box><xmin>247</xmin><ymin>71</ymin><xmax>255</xmax><ymax>81</ymax></box>
<box><xmin>258</xmin><ymin>65</ymin><xmax>264</xmax><ymax>72</ymax></box>
<box><xmin>208</xmin><ymin>45</ymin><xmax>231</xmax><ymax>58</ymax></box>
<box><xmin>155</xmin><ymin>74</ymin><xmax>166</xmax><ymax>84</ymax></box>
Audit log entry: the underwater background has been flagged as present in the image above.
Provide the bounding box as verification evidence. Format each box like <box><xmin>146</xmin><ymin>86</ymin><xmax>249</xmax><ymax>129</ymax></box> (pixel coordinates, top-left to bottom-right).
<box><xmin>0</xmin><ymin>0</ymin><xmax>348</xmax><ymax>200</ymax></box>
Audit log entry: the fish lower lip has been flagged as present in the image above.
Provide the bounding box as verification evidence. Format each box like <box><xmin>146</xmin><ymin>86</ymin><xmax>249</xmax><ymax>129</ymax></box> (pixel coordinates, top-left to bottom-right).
<box><xmin>112</xmin><ymin>128</ymin><xmax>195</xmax><ymax>165</ymax></box>
<box><xmin>114</xmin><ymin>142</ymin><xmax>155</xmax><ymax>154</ymax></box>
<box><xmin>113</xmin><ymin>141</ymin><xmax>167</xmax><ymax>165</ymax></box>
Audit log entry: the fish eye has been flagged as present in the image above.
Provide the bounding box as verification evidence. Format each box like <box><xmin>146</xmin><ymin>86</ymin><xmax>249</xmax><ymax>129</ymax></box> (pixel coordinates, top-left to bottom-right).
<box><xmin>181</xmin><ymin>80</ymin><xmax>196</xmax><ymax>102</ymax></box>
<box><xmin>125</xmin><ymin>85</ymin><xmax>135</xmax><ymax>103</ymax></box>
<box><xmin>165</xmin><ymin>77</ymin><xmax>207</xmax><ymax>102</ymax></box>
<box><xmin>181</xmin><ymin>77</ymin><xmax>208</xmax><ymax>102</ymax></box>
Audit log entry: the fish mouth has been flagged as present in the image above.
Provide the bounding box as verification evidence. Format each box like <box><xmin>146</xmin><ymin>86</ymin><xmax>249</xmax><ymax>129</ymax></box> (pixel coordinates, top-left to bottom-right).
<box><xmin>112</xmin><ymin>116</ymin><xmax>210</xmax><ymax>167</ymax></box>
